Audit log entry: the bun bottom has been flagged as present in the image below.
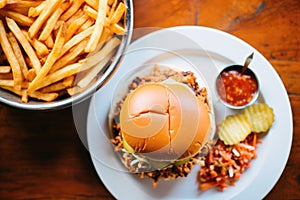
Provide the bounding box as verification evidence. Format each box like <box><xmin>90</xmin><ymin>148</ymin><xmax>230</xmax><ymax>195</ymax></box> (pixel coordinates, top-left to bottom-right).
<box><xmin>110</xmin><ymin>135</ymin><xmax>201</xmax><ymax>188</ymax></box>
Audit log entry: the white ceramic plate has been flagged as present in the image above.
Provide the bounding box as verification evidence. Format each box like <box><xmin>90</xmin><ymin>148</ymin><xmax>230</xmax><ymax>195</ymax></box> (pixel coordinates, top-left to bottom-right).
<box><xmin>86</xmin><ymin>26</ymin><xmax>293</xmax><ymax>200</ymax></box>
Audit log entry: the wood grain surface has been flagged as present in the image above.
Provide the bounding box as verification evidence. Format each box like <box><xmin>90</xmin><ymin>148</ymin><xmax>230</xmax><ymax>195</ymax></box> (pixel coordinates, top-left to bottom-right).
<box><xmin>0</xmin><ymin>0</ymin><xmax>299</xmax><ymax>199</ymax></box>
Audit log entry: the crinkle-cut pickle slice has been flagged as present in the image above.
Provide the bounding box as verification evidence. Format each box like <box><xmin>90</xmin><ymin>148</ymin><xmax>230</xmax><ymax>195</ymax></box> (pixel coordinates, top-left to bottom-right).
<box><xmin>244</xmin><ymin>103</ymin><xmax>275</xmax><ymax>133</ymax></box>
<box><xmin>218</xmin><ymin>114</ymin><xmax>251</xmax><ymax>145</ymax></box>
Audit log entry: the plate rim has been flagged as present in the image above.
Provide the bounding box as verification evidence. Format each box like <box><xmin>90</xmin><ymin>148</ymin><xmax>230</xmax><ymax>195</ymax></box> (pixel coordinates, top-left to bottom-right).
<box><xmin>86</xmin><ymin>25</ymin><xmax>293</xmax><ymax>199</ymax></box>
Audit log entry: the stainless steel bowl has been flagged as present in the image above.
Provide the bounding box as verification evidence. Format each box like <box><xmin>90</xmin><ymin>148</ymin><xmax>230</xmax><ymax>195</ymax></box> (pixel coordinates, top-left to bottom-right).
<box><xmin>0</xmin><ymin>0</ymin><xmax>133</xmax><ymax>111</ymax></box>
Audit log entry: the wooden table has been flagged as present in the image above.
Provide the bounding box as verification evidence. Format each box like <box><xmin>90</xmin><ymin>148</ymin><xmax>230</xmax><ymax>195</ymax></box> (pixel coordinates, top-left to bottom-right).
<box><xmin>1</xmin><ymin>0</ymin><xmax>299</xmax><ymax>199</ymax></box>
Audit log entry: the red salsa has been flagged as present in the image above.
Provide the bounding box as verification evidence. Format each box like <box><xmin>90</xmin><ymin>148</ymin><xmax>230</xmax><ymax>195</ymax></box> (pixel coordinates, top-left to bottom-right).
<box><xmin>216</xmin><ymin>70</ymin><xmax>258</xmax><ymax>106</ymax></box>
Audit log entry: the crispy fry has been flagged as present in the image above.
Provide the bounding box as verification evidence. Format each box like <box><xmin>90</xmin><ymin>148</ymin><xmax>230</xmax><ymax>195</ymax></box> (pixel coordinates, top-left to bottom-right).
<box><xmin>77</xmin><ymin>18</ymin><xmax>95</xmax><ymax>33</ymax></box>
<box><xmin>40</xmin><ymin>75</ymin><xmax>74</xmax><ymax>93</ymax></box>
<box><xmin>0</xmin><ymin>66</ymin><xmax>10</xmax><ymax>73</ymax></box>
<box><xmin>0</xmin><ymin>0</ymin><xmax>7</xmax><ymax>9</ymax></box>
<box><xmin>0</xmin><ymin>10</ymin><xmax>34</xmax><ymax>26</ymax></box>
<box><xmin>67</xmin><ymin>78</ymin><xmax>96</xmax><ymax>96</ymax></box>
<box><xmin>5</xmin><ymin>17</ymin><xmax>41</xmax><ymax>72</ymax></box>
<box><xmin>28</xmin><ymin>90</ymin><xmax>59</xmax><ymax>102</ymax></box>
<box><xmin>62</xmin><ymin>24</ymin><xmax>94</xmax><ymax>54</ymax></box>
<box><xmin>7</xmin><ymin>32</ymin><xmax>28</xmax><ymax>79</ymax></box>
<box><xmin>40</xmin><ymin>81</ymin><xmax>69</xmax><ymax>93</ymax></box>
<box><xmin>83</xmin><ymin>5</ymin><xmax>124</xmax><ymax>35</ymax></box>
<box><xmin>78</xmin><ymin>52</ymin><xmax>112</xmax><ymax>88</ymax></box>
<box><xmin>44</xmin><ymin>33</ymin><xmax>54</xmax><ymax>48</ymax></box>
<box><xmin>6</xmin><ymin>0</ymin><xmax>43</xmax><ymax>9</ymax></box>
<box><xmin>85</xmin><ymin>0</ymin><xmax>108</xmax><ymax>52</ymax></box>
<box><xmin>50</xmin><ymin>39</ymin><xmax>88</xmax><ymax>73</ymax></box>
<box><xmin>83</xmin><ymin>4</ymin><xmax>97</xmax><ymax>19</ymax></box>
<box><xmin>28</xmin><ymin>23</ymin><xmax>66</xmax><ymax>93</ymax></box>
<box><xmin>80</xmin><ymin>37</ymin><xmax>120</xmax><ymax>71</ymax></box>
<box><xmin>85</xmin><ymin>0</ymin><xmax>98</xmax><ymax>10</ymax></box>
<box><xmin>108</xmin><ymin>0</ymin><xmax>118</xmax><ymax>19</ymax></box>
<box><xmin>65</xmin><ymin>9</ymin><xmax>84</xmax><ymax>27</ymax></box>
<box><xmin>110</xmin><ymin>2</ymin><xmax>127</xmax><ymax>24</ymax></box>
<box><xmin>36</xmin><ymin>63</ymin><xmax>81</xmax><ymax>91</ymax></box>
<box><xmin>28</xmin><ymin>0</ymin><xmax>61</xmax><ymax>38</ymax></box>
<box><xmin>0</xmin><ymin>79</ymin><xmax>14</xmax><ymax>86</ymax></box>
<box><xmin>28</xmin><ymin>1</ymin><xmax>47</xmax><ymax>18</ymax></box>
<box><xmin>60</xmin><ymin>0</ymin><xmax>85</xmax><ymax>21</ymax></box>
<box><xmin>27</xmin><ymin>68</ymin><xmax>36</xmax><ymax>82</ymax></box>
<box><xmin>0</xmin><ymin>19</ymin><xmax>22</xmax><ymax>90</ymax></box>
<box><xmin>110</xmin><ymin>23</ymin><xmax>125</xmax><ymax>35</ymax></box>
<box><xmin>63</xmin><ymin>75</ymin><xmax>75</xmax><ymax>87</ymax></box>
<box><xmin>39</xmin><ymin>1</ymin><xmax>71</xmax><ymax>41</ymax></box>
<box><xmin>22</xmin><ymin>30</ymin><xmax>49</xmax><ymax>58</ymax></box>
<box><xmin>66</xmin><ymin>14</ymin><xmax>89</xmax><ymax>41</ymax></box>
<box><xmin>109</xmin><ymin>2</ymin><xmax>126</xmax><ymax>24</ymax></box>
<box><xmin>108</xmin><ymin>0</ymin><xmax>115</xmax><ymax>5</ymax></box>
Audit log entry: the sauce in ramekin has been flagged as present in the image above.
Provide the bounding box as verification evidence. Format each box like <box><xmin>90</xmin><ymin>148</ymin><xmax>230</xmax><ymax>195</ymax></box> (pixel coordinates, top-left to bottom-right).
<box><xmin>216</xmin><ymin>69</ymin><xmax>258</xmax><ymax>107</ymax></box>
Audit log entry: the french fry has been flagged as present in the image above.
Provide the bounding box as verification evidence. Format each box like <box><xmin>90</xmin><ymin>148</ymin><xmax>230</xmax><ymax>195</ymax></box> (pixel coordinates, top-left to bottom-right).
<box><xmin>28</xmin><ymin>1</ymin><xmax>47</xmax><ymax>18</ymax></box>
<box><xmin>44</xmin><ymin>33</ymin><xmax>54</xmax><ymax>49</ymax></box>
<box><xmin>28</xmin><ymin>23</ymin><xmax>66</xmax><ymax>93</ymax></box>
<box><xmin>78</xmin><ymin>52</ymin><xmax>112</xmax><ymax>88</ymax></box>
<box><xmin>50</xmin><ymin>39</ymin><xmax>88</xmax><ymax>73</ymax></box>
<box><xmin>0</xmin><ymin>66</ymin><xmax>10</xmax><ymax>73</ymax></box>
<box><xmin>0</xmin><ymin>0</ymin><xmax>7</xmax><ymax>9</ymax></box>
<box><xmin>63</xmin><ymin>75</ymin><xmax>75</xmax><ymax>87</ymax></box>
<box><xmin>0</xmin><ymin>79</ymin><xmax>14</xmax><ymax>86</ymax></box>
<box><xmin>40</xmin><ymin>75</ymin><xmax>75</xmax><ymax>93</ymax></box>
<box><xmin>85</xmin><ymin>0</ymin><xmax>98</xmax><ymax>10</ymax></box>
<box><xmin>35</xmin><ymin>63</ymin><xmax>81</xmax><ymax>91</ymax></box>
<box><xmin>40</xmin><ymin>81</ymin><xmax>69</xmax><ymax>93</ymax></box>
<box><xmin>109</xmin><ymin>2</ymin><xmax>126</xmax><ymax>24</ymax></box>
<box><xmin>7</xmin><ymin>32</ymin><xmax>28</xmax><ymax>79</ymax></box>
<box><xmin>108</xmin><ymin>0</ymin><xmax>115</xmax><ymax>5</ymax></box>
<box><xmin>108</xmin><ymin>0</ymin><xmax>118</xmax><ymax>19</ymax></box>
<box><xmin>28</xmin><ymin>90</ymin><xmax>59</xmax><ymax>102</ymax></box>
<box><xmin>67</xmin><ymin>78</ymin><xmax>96</xmax><ymax>96</ymax></box>
<box><xmin>83</xmin><ymin>5</ymin><xmax>124</xmax><ymax>35</ymax></box>
<box><xmin>66</xmin><ymin>14</ymin><xmax>89</xmax><ymax>41</ymax></box>
<box><xmin>5</xmin><ymin>17</ymin><xmax>41</xmax><ymax>72</ymax></box>
<box><xmin>110</xmin><ymin>23</ymin><xmax>125</xmax><ymax>35</ymax></box>
<box><xmin>6</xmin><ymin>0</ymin><xmax>43</xmax><ymax>10</ymax></box>
<box><xmin>80</xmin><ymin>37</ymin><xmax>120</xmax><ymax>72</ymax></box>
<box><xmin>39</xmin><ymin>1</ymin><xmax>71</xmax><ymax>41</ymax></box>
<box><xmin>27</xmin><ymin>68</ymin><xmax>36</xmax><ymax>82</ymax></box>
<box><xmin>62</xmin><ymin>24</ymin><xmax>94</xmax><ymax>55</ymax></box>
<box><xmin>83</xmin><ymin>4</ymin><xmax>97</xmax><ymax>19</ymax></box>
<box><xmin>0</xmin><ymin>10</ymin><xmax>34</xmax><ymax>26</ymax></box>
<box><xmin>85</xmin><ymin>0</ymin><xmax>108</xmax><ymax>52</ymax></box>
<box><xmin>28</xmin><ymin>0</ymin><xmax>61</xmax><ymax>38</ymax></box>
<box><xmin>22</xmin><ymin>30</ymin><xmax>49</xmax><ymax>58</ymax></box>
<box><xmin>65</xmin><ymin>8</ymin><xmax>85</xmax><ymax>27</ymax></box>
<box><xmin>0</xmin><ymin>19</ymin><xmax>22</xmax><ymax>90</ymax></box>
<box><xmin>60</xmin><ymin>0</ymin><xmax>85</xmax><ymax>21</ymax></box>
<box><xmin>21</xmin><ymin>89</ymin><xmax>28</xmax><ymax>103</ymax></box>
<box><xmin>77</xmin><ymin>18</ymin><xmax>95</xmax><ymax>33</ymax></box>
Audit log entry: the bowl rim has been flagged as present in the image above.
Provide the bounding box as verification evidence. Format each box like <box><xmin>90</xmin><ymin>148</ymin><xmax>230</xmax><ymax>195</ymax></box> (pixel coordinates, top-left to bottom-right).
<box><xmin>0</xmin><ymin>0</ymin><xmax>134</xmax><ymax>111</ymax></box>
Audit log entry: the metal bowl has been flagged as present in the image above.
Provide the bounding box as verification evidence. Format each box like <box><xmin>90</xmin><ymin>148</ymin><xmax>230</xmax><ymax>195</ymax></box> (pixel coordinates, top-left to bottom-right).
<box><xmin>0</xmin><ymin>0</ymin><xmax>133</xmax><ymax>111</ymax></box>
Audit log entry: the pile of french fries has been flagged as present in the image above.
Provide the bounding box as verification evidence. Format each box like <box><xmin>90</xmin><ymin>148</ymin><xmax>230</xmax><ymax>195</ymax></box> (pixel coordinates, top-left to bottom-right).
<box><xmin>0</xmin><ymin>0</ymin><xmax>126</xmax><ymax>102</ymax></box>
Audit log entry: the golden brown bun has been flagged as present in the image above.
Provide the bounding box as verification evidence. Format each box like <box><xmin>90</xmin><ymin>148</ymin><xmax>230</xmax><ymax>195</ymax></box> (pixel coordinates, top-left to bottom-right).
<box><xmin>120</xmin><ymin>82</ymin><xmax>211</xmax><ymax>161</ymax></box>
